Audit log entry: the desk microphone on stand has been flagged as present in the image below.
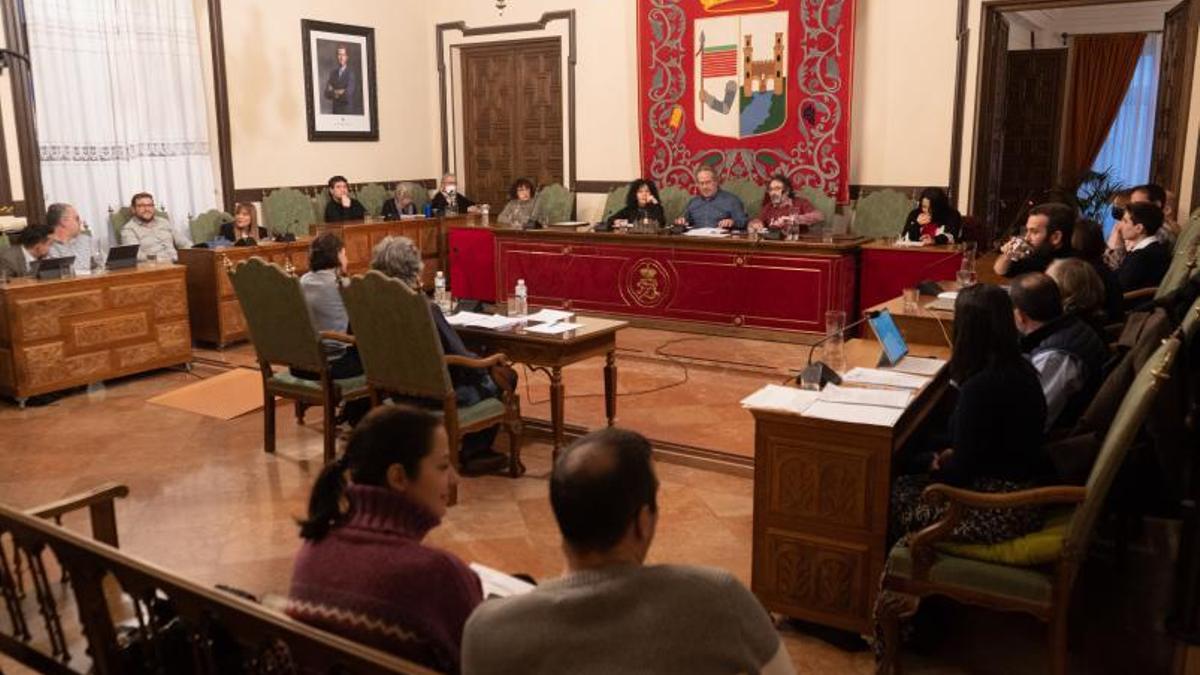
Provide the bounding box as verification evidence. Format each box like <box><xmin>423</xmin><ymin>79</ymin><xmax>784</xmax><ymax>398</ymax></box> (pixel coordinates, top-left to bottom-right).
<box><xmin>800</xmin><ymin>310</ymin><xmax>881</xmax><ymax>388</ymax></box>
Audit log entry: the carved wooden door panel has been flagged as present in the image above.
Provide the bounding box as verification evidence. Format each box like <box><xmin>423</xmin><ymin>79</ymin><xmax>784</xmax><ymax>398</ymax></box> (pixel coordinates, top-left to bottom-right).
<box><xmin>997</xmin><ymin>49</ymin><xmax>1067</xmax><ymax>230</ymax></box>
<box><xmin>969</xmin><ymin>10</ymin><xmax>1010</xmax><ymax>231</ymax></box>
<box><xmin>462</xmin><ymin>38</ymin><xmax>563</xmax><ymax>210</ymax></box>
<box><xmin>1150</xmin><ymin>0</ymin><xmax>1197</xmax><ymax>194</ymax></box>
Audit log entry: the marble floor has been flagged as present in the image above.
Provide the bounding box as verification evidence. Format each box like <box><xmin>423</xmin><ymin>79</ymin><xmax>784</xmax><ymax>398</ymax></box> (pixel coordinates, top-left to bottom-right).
<box><xmin>0</xmin><ymin>327</ymin><xmax>1183</xmax><ymax>674</ymax></box>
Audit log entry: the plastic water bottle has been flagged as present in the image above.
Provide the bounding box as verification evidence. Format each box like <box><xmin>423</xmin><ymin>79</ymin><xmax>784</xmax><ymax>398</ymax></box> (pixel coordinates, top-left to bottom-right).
<box><xmin>434</xmin><ymin>271</ymin><xmax>449</xmax><ymax>311</ymax></box>
<box><xmin>514</xmin><ymin>279</ymin><xmax>528</xmax><ymax>317</ymax></box>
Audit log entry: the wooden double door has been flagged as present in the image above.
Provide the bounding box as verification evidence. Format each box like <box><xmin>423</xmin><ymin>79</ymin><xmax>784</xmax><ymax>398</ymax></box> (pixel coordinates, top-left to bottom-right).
<box><xmin>460</xmin><ymin>38</ymin><xmax>564</xmax><ymax>210</ymax></box>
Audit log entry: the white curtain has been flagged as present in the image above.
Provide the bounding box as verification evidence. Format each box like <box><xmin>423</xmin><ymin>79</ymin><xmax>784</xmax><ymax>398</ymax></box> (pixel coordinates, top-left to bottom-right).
<box><xmin>1090</xmin><ymin>33</ymin><xmax>1161</xmax><ymax>236</ymax></box>
<box><xmin>26</xmin><ymin>0</ymin><xmax>217</xmax><ymax>246</ymax></box>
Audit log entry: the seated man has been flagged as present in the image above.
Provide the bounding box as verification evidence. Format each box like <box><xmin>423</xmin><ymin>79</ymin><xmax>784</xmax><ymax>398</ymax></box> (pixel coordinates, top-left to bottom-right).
<box><xmin>323</xmin><ymin>175</ymin><xmax>367</xmax><ymax>222</ymax></box>
<box><xmin>369</xmin><ymin>235</ymin><xmax>509</xmax><ymax>474</ymax></box>
<box><xmin>993</xmin><ymin>202</ymin><xmax>1076</xmax><ymax>278</ymax></box>
<box><xmin>1012</xmin><ymin>273</ymin><xmax>1107</xmax><ymax>431</ymax></box>
<box><xmin>463</xmin><ymin>427</ymin><xmax>794</xmax><ymax>675</ymax></box>
<box><xmin>0</xmin><ymin>224</ymin><xmax>53</xmax><ymax>278</ymax></box>
<box><xmin>676</xmin><ymin>166</ymin><xmax>748</xmax><ymax>231</ymax></box>
<box><xmin>120</xmin><ymin>192</ymin><xmax>192</xmax><ymax>262</ymax></box>
<box><xmin>46</xmin><ymin>203</ymin><xmax>94</xmax><ymax>274</ymax></box>
<box><xmin>1114</xmin><ymin>202</ymin><xmax>1171</xmax><ymax>294</ymax></box>
<box><xmin>429</xmin><ymin>173</ymin><xmax>479</xmax><ymax>215</ymax></box>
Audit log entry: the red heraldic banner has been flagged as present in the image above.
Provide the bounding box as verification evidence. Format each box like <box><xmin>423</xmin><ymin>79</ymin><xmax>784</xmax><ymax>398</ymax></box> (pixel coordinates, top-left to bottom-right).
<box><xmin>638</xmin><ymin>0</ymin><xmax>855</xmax><ymax>200</ymax></box>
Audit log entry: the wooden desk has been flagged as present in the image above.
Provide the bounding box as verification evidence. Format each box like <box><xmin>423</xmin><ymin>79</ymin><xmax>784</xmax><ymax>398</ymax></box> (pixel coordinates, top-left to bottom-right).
<box><xmin>314</xmin><ymin>216</ymin><xmax>462</xmax><ymax>285</ymax></box>
<box><xmin>0</xmin><ymin>265</ymin><xmax>192</xmax><ymax>404</ymax></box>
<box><xmin>455</xmin><ymin>316</ymin><xmax>628</xmax><ymax>452</ymax></box>
<box><xmin>858</xmin><ymin>241</ymin><xmax>964</xmax><ymax>311</ymax></box>
<box><xmin>866</xmin><ymin>292</ymin><xmax>955</xmax><ymax>348</ymax></box>
<box><xmin>179</xmin><ymin>240</ymin><xmax>312</xmax><ymax>347</ymax></box>
<box><xmin>749</xmin><ymin>339</ymin><xmax>950</xmax><ymax>635</ymax></box>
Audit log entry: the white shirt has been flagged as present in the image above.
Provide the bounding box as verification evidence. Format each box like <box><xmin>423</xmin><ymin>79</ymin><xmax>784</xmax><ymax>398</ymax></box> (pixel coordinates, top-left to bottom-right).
<box><xmin>21</xmin><ymin>246</ymin><xmax>36</xmax><ymax>268</ymax></box>
<box><xmin>1129</xmin><ymin>235</ymin><xmax>1157</xmax><ymax>253</ymax></box>
<box><xmin>49</xmin><ymin>232</ymin><xmax>94</xmax><ymax>273</ymax></box>
<box><xmin>1027</xmin><ymin>349</ymin><xmax>1084</xmax><ymax>430</ymax></box>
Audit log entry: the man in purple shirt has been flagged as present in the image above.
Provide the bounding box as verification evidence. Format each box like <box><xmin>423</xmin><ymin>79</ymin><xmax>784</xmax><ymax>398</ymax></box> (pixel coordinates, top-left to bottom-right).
<box><xmin>675</xmin><ymin>166</ymin><xmax>748</xmax><ymax>231</ymax></box>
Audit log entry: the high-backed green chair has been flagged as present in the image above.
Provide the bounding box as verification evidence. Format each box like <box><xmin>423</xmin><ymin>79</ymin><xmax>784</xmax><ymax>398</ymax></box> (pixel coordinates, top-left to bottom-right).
<box><xmin>227</xmin><ymin>257</ymin><xmax>369</xmax><ymax>464</ymax></box>
<box><xmin>602</xmin><ymin>184</ymin><xmax>631</xmax><ymax>222</ymax></box>
<box><xmin>356</xmin><ymin>183</ymin><xmax>389</xmax><ymax>218</ymax></box>
<box><xmin>262</xmin><ymin>188</ymin><xmax>315</xmax><ymax>238</ymax></box>
<box><xmin>853</xmin><ymin>188</ymin><xmax>912</xmax><ymax>240</ymax></box>
<box><xmin>798</xmin><ymin>185</ymin><xmax>835</xmax><ymax>225</ymax></box>
<box><xmin>659</xmin><ymin>186</ymin><xmax>691</xmax><ymax>224</ymax></box>
<box><xmin>189</xmin><ymin>209</ymin><xmax>232</xmax><ymax>245</ymax></box>
<box><xmin>396</xmin><ymin>182</ymin><xmax>431</xmax><ymax>214</ymax></box>
<box><xmin>340</xmin><ymin>271</ymin><xmax>523</xmax><ymax>479</ymax></box>
<box><xmin>722</xmin><ymin>178</ymin><xmax>763</xmax><ymax>220</ymax></box>
<box><xmin>1154</xmin><ymin>209</ymin><xmax>1200</xmax><ymax>301</ymax></box>
<box><xmin>312</xmin><ymin>188</ymin><xmax>332</xmax><ymax>224</ymax></box>
<box><xmin>531</xmin><ymin>183</ymin><xmax>574</xmax><ymax>224</ymax></box>
<box><xmin>109</xmin><ymin>205</ymin><xmax>170</xmax><ymax>245</ymax></box>
<box><xmin>875</xmin><ymin>335</ymin><xmax>1182</xmax><ymax>675</ymax></box>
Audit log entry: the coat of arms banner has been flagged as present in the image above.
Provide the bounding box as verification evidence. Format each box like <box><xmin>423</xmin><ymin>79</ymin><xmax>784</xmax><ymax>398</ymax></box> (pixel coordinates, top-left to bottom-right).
<box><xmin>638</xmin><ymin>0</ymin><xmax>855</xmax><ymax>200</ymax></box>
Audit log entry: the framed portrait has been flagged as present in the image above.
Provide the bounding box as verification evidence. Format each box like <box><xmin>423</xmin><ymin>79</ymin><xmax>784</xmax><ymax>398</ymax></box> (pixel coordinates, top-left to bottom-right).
<box><xmin>301</xmin><ymin>19</ymin><xmax>378</xmax><ymax>141</ymax></box>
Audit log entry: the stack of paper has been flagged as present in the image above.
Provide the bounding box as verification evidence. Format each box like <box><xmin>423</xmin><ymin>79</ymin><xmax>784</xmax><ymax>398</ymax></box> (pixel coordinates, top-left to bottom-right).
<box><xmin>682</xmin><ymin>227</ymin><xmax>730</xmax><ymax>238</ymax></box>
<box><xmin>525</xmin><ymin>308</ymin><xmax>575</xmax><ymax>324</ymax></box>
<box><xmin>740</xmin><ymin>385</ymin><xmax>819</xmax><ymax>414</ymax></box>
<box><xmin>818</xmin><ymin>384</ymin><xmax>911</xmax><ymax>408</ymax></box>
<box><xmin>445</xmin><ymin>312</ymin><xmax>524</xmax><ymax>330</ymax></box>
<box><xmin>841</xmin><ymin>367</ymin><xmax>931</xmax><ymax>390</ymax></box>
<box><xmin>526</xmin><ymin>322</ymin><xmax>583</xmax><ymax>335</ymax></box>
<box><xmin>802</xmin><ymin>400</ymin><xmax>905</xmax><ymax>427</ymax></box>
<box><xmin>889</xmin><ymin>356</ymin><xmax>946</xmax><ymax>376</ymax></box>
<box><xmin>469</xmin><ymin>563</ymin><xmax>535</xmax><ymax>599</ymax></box>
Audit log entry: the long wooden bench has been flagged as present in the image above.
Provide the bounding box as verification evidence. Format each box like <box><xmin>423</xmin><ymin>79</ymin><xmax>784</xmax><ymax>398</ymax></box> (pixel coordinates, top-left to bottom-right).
<box><xmin>0</xmin><ymin>484</ymin><xmax>436</xmax><ymax>674</ymax></box>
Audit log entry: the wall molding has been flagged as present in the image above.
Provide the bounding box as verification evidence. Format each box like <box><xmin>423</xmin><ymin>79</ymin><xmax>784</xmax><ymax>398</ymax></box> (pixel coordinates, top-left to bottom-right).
<box><xmin>2</xmin><ymin>0</ymin><xmax>44</xmax><ymax>220</ymax></box>
<box><xmin>231</xmin><ymin>178</ymin><xmax>436</xmax><ymax>205</ymax></box>
<box><xmin>436</xmin><ymin>11</ymin><xmax>577</xmax><ymax>189</ymax></box>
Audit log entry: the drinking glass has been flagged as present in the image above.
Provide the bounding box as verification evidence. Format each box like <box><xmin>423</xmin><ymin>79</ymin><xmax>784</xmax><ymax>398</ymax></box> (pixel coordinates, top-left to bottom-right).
<box><xmin>902</xmin><ymin>287</ymin><xmax>920</xmax><ymax>313</ymax></box>
<box><xmin>823</xmin><ymin>309</ymin><xmax>847</xmax><ymax>373</ymax></box>
<box><xmin>956</xmin><ymin>267</ymin><xmax>978</xmax><ymax>289</ymax></box>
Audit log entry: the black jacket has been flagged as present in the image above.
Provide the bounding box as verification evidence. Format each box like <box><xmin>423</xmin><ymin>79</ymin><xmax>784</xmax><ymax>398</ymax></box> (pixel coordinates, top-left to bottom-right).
<box><xmin>324</xmin><ymin>198</ymin><xmax>367</xmax><ymax>223</ymax></box>
<box><xmin>1117</xmin><ymin>240</ymin><xmax>1171</xmax><ymax>293</ymax></box>
<box><xmin>218</xmin><ymin>222</ymin><xmax>269</xmax><ymax>242</ymax></box>
<box><xmin>430</xmin><ymin>191</ymin><xmax>475</xmax><ymax>214</ymax></box>
<box><xmin>606</xmin><ymin>203</ymin><xmax>666</xmax><ymax>227</ymax></box>
<box><xmin>382</xmin><ymin>198</ymin><xmax>418</xmax><ymax>220</ymax></box>
<box><xmin>1021</xmin><ymin>314</ymin><xmax>1109</xmax><ymax>430</ymax></box>
<box><xmin>901</xmin><ymin>208</ymin><xmax>962</xmax><ymax>245</ymax></box>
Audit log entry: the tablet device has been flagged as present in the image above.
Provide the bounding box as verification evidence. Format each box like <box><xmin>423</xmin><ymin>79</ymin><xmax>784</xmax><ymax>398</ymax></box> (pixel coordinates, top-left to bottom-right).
<box><xmin>106</xmin><ymin>244</ymin><xmax>140</xmax><ymax>270</ymax></box>
<box><xmin>868</xmin><ymin>308</ymin><xmax>909</xmax><ymax>367</ymax></box>
<box><xmin>34</xmin><ymin>256</ymin><xmax>75</xmax><ymax>280</ymax></box>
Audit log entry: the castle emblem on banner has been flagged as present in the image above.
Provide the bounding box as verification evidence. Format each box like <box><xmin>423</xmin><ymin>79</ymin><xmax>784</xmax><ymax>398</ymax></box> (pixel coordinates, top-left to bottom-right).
<box><xmin>693</xmin><ymin>10</ymin><xmax>787</xmax><ymax>139</ymax></box>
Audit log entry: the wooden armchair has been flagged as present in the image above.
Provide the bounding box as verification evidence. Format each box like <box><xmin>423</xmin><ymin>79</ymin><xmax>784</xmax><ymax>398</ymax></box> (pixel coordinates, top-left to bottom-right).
<box><xmin>0</xmin><ymin>491</ymin><xmax>434</xmax><ymax>674</ymax></box>
<box><xmin>340</xmin><ymin>271</ymin><xmax>523</xmax><ymax>480</ymax></box>
<box><xmin>227</xmin><ymin>257</ymin><xmax>369</xmax><ymax>463</ymax></box>
<box><xmin>876</xmin><ymin>334</ymin><xmax>1182</xmax><ymax>675</ymax></box>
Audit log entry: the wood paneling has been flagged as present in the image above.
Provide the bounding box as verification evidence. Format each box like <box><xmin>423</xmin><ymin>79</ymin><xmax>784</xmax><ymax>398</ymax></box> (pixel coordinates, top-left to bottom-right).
<box><xmin>998</xmin><ymin>48</ymin><xmax>1067</xmax><ymax>228</ymax></box>
<box><xmin>970</xmin><ymin>10</ymin><xmax>1012</xmax><ymax>228</ymax></box>
<box><xmin>1151</xmin><ymin>0</ymin><xmax>1198</xmax><ymax>194</ymax></box>
<box><xmin>461</xmin><ymin>38</ymin><xmax>564</xmax><ymax>209</ymax></box>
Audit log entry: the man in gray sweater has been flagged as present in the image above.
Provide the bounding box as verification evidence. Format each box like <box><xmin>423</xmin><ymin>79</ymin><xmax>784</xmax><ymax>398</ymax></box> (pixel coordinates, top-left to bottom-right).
<box><xmin>462</xmin><ymin>428</ymin><xmax>795</xmax><ymax>675</ymax></box>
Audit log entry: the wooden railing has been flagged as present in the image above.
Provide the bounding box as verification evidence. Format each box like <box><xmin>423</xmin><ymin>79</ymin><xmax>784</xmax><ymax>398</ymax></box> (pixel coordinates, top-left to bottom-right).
<box><xmin>0</xmin><ymin>486</ymin><xmax>437</xmax><ymax>674</ymax></box>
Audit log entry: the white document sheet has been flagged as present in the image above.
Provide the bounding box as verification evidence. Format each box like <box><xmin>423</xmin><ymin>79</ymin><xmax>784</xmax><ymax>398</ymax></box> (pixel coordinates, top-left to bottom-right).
<box><xmin>525</xmin><ymin>322</ymin><xmax>583</xmax><ymax>335</ymax></box>
<box><xmin>445</xmin><ymin>312</ymin><xmax>523</xmax><ymax>330</ymax></box>
<box><xmin>841</xmin><ymin>367</ymin><xmax>931</xmax><ymax>390</ymax></box>
<box><xmin>802</xmin><ymin>400</ymin><xmax>905</xmax><ymax>427</ymax></box>
<box><xmin>524</xmin><ymin>308</ymin><xmax>575</xmax><ymax>324</ymax></box>
<box><xmin>469</xmin><ymin>563</ymin><xmax>535</xmax><ymax>599</ymax></box>
<box><xmin>682</xmin><ymin>227</ymin><xmax>730</xmax><ymax>238</ymax></box>
<box><xmin>445</xmin><ymin>311</ymin><xmax>491</xmax><ymax>326</ymax></box>
<box><xmin>887</xmin><ymin>356</ymin><xmax>947</xmax><ymax>377</ymax></box>
<box><xmin>740</xmin><ymin>384</ymin><xmax>820</xmax><ymax>415</ymax></box>
<box><xmin>818</xmin><ymin>384</ymin><xmax>912</xmax><ymax>409</ymax></box>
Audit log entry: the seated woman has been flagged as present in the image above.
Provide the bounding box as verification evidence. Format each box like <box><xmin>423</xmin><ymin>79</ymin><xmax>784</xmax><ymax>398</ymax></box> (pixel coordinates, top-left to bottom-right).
<box><xmin>901</xmin><ymin>187</ymin><xmax>962</xmax><ymax>245</ymax></box>
<box><xmin>748</xmin><ymin>174</ymin><xmax>823</xmax><ymax>232</ymax></box>
<box><xmin>1047</xmin><ymin>257</ymin><xmax>1110</xmax><ymax>338</ymax></box>
<box><xmin>498</xmin><ymin>178</ymin><xmax>536</xmax><ymax>227</ymax></box>
<box><xmin>219</xmin><ymin>202</ymin><xmax>268</xmax><ymax>244</ymax></box>
<box><xmin>606</xmin><ymin>178</ymin><xmax>666</xmax><ymax>228</ymax></box>
<box><xmin>382</xmin><ymin>187</ymin><xmax>419</xmax><ymax>220</ymax></box>
<box><xmin>891</xmin><ymin>284</ymin><xmax>1049</xmax><ymax>544</ymax></box>
<box><xmin>370</xmin><ymin>236</ymin><xmax>512</xmax><ymax>474</ymax></box>
<box><xmin>287</xmin><ymin>405</ymin><xmax>482</xmax><ymax>674</ymax></box>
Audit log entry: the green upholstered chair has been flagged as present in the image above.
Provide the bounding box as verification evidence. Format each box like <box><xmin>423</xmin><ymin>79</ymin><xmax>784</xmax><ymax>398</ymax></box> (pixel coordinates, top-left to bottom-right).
<box><xmin>722</xmin><ymin>178</ymin><xmax>763</xmax><ymax>220</ymax></box>
<box><xmin>1154</xmin><ymin>209</ymin><xmax>1200</xmax><ymax>301</ymax></box>
<box><xmin>340</xmin><ymin>271</ymin><xmax>523</xmax><ymax>480</ymax></box>
<box><xmin>853</xmin><ymin>188</ymin><xmax>911</xmax><ymax>240</ymax></box>
<box><xmin>875</xmin><ymin>335</ymin><xmax>1182</xmax><ymax>675</ymax></box>
<box><xmin>227</xmin><ymin>257</ymin><xmax>369</xmax><ymax>464</ymax></box>
<box><xmin>312</xmin><ymin>188</ymin><xmax>332</xmax><ymax>224</ymax></box>
<box><xmin>189</xmin><ymin>209</ymin><xmax>232</xmax><ymax>245</ymax></box>
<box><xmin>531</xmin><ymin>183</ymin><xmax>574</xmax><ymax>224</ymax></box>
<box><xmin>1183</xmin><ymin>296</ymin><xmax>1200</xmax><ymax>341</ymax></box>
<box><xmin>262</xmin><ymin>188</ymin><xmax>315</xmax><ymax>238</ymax></box>
<box><xmin>109</xmin><ymin>205</ymin><xmax>170</xmax><ymax>245</ymax></box>
<box><xmin>395</xmin><ymin>182</ymin><xmax>431</xmax><ymax>214</ymax></box>
<box><xmin>798</xmin><ymin>185</ymin><xmax>835</xmax><ymax>225</ymax></box>
<box><xmin>356</xmin><ymin>183</ymin><xmax>389</xmax><ymax>218</ymax></box>
<box><xmin>659</xmin><ymin>186</ymin><xmax>691</xmax><ymax>224</ymax></box>
<box><xmin>602</xmin><ymin>184</ymin><xmax>632</xmax><ymax>222</ymax></box>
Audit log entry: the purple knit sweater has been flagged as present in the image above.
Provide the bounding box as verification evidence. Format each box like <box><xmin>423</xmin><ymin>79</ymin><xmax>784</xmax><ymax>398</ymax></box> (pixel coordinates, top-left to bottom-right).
<box><xmin>287</xmin><ymin>484</ymin><xmax>482</xmax><ymax>673</ymax></box>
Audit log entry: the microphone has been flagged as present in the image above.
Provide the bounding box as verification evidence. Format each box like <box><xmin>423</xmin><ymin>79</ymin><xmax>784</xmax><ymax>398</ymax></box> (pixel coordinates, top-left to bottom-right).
<box><xmin>801</xmin><ymin>310</ymin><xmax>881</xmax><ymax>388</ymax></box>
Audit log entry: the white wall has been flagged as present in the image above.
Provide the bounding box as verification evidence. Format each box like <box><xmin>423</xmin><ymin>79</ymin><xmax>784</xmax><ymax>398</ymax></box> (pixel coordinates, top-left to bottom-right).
<box><xmin>0</xmin><ymin>25</ymin><xmax>23</xmax><ymax>202</ymax></box>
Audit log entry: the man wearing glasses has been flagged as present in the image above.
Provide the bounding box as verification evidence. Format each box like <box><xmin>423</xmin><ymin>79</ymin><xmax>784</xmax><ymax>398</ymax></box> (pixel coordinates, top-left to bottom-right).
<box><xmin>120</xmin><ymin>192</ymin><xmax>191</xmax><ymax>262</ymax></box>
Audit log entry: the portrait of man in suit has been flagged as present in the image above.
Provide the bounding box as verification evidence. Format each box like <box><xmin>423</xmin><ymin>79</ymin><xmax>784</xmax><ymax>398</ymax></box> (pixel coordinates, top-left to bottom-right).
<box><xmin>321</xmin><ymin>42</ymin><xmax>363</xmax><ymax>116</ymax></box>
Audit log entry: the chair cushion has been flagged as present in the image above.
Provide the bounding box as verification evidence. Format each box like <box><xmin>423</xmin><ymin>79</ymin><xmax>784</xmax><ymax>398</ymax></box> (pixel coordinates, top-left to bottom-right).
<box><xmin>887</xmin><ymin>543</ymin><xmax>1055</xmax><ymax>605</ymax></box>
<box><xmin>935</xmin><ymin>508</ymin><xmax>1073</xmax><ymax>566</ymax></box>
<box><xmin>430</xmin><ymin>397</ymin><xmax>507</xmax><ymax>427</ymax></box>
<box><xmin>268</xmin><ymin>371</ymin><xmax>368</xmax><ymax>398</ymax></box>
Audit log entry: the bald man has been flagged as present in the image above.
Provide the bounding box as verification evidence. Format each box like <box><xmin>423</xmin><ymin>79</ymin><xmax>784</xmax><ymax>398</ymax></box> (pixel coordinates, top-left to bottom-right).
<box><xmin>46</xmin><ymin>203</ymin><xmax>94</xmax><ymax>273</ymax></box>
<box><xmin>462</xmin><ymin>428</ymin><xmax>795</xmax><ymax>675</ymax></box>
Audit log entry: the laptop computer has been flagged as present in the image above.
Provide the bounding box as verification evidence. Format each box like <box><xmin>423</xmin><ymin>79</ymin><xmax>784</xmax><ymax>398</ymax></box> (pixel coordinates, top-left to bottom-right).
<box><xmin>867</xmin><ymin>309</ymin><xmax>909</xmax><ymax>367</ymax></box>
<box><xmin>33</xmin><ymin>256</ymin><xmax>75</xmax><ymax>280</ymax></box>
<box><xmin>106</xmin><ymin>244</ymin><xmax>140</xmax><ymax>270</ymax></box>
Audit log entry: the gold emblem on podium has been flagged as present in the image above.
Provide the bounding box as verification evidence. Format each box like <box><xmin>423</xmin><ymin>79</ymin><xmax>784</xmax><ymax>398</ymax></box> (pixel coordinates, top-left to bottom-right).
<box><xmin>625</xmin><ymin>259</ymin><xmax>672</xmax><ymax>308</ymax></box>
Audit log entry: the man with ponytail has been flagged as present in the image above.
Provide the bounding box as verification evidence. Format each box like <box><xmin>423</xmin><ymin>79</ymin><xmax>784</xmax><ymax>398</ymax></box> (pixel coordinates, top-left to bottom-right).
<box><xmin>286</xmin><ymin>405</ymin><xmax>481</xmax><ymax>673</ymax></box>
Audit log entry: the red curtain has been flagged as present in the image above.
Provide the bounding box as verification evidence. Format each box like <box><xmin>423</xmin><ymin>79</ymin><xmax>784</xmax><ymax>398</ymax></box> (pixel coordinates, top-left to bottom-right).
<box><xmin>1060</xmin><ymin>33</ymin><xmax>1146</xmax><ymax>184</ymax></box>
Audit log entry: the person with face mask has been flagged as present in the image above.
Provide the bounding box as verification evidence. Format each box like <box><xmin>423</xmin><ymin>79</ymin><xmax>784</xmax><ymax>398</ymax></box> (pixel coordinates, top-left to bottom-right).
<box><xmin>430</xmin><ymin>173</ymin><xmax>480</xmax><ymax>216</ymax></box>
<box><xmin>992</xmin><ymin>202</ymin><xmax>1077</xmax><ymax>278</ymax></box>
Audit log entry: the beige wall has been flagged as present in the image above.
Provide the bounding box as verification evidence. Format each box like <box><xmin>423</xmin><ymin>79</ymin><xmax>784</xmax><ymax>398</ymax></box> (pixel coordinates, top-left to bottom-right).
<box><xmin>0</xmin><ymin>26</ymin><xmax>23</xmax><ymax>203</ymax></box>
<box><xmin>221</xmin><ymin>0</ymin><xmax>436</xmax><ymax>190</ymax></box>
